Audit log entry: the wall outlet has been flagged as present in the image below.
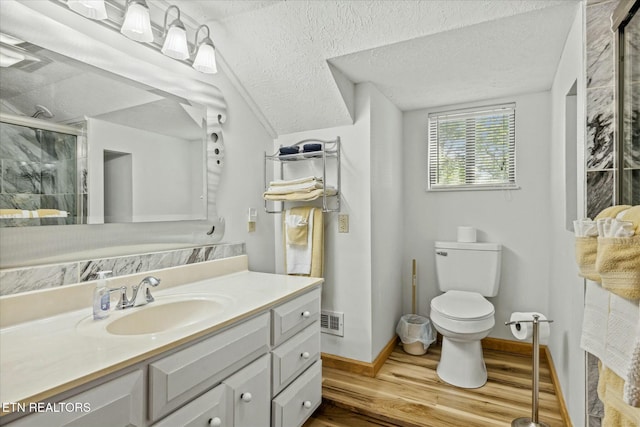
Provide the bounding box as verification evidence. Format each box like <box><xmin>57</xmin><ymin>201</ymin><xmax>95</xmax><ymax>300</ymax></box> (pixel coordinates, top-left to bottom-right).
<box><xmin>338</xmin><ymin>214</ymin><xmax>349</xmax><ymax>233</ymax></box>
<box><xmin>248</xmin><ymin>222</ymin><xmax>256</xmax><ymax>232</ymax></box>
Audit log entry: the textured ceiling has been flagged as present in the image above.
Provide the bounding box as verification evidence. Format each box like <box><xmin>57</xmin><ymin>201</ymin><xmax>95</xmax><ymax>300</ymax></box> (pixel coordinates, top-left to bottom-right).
<box><xmin>169</xmin><ymin>1</ymin><xmax>581</xmax><ymax>135</ymax></box>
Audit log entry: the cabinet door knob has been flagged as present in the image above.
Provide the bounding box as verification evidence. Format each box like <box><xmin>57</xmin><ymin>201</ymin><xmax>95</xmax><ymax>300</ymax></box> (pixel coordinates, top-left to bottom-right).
<box><xmin>209</xmin><ymin>417</ymin><xmax>222</xmax><ymax>426</ymax></box>
<box><xmin>240</xmin><ymin>392</ymin><xmax>252</xmax><ymax>403</ymax></box>
<box><xmin>301</xmin><ymin>351</ymin><xmax>310</xmax><ymax>359</ymax></box>
<box><xmin>301</xmin><ymin>310</ymin><xmax>311</xmax><ymax>318</ymax></box>
<box><xmin>303</xmin><ymin>400</ymin><xmax>312</xmax><ymax>409</ymax></box>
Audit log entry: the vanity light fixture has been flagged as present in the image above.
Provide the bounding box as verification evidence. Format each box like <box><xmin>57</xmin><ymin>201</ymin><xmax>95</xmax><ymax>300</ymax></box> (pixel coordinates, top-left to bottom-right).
<box><xmin>161</xmin><ymin>5</ymin><xmax>189</xmax><ymax>61</ymax></box>
<box><xmin>120</xmin><ymin>0</ymin><xmax>153</xmax><ymax>43</ymax></box>
<box><xmin>192</xmin><ymin>25</ymin><xmax>217</xmax><ymax>74</ymax></box>
<box><xmin>67</xmin><ymin>0</ymin><xmax>108</xmax><ymax>20</ymax></box>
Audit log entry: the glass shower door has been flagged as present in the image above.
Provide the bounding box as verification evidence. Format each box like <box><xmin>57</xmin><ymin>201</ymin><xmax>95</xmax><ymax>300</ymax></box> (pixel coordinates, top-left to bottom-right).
<box><xmin>0</xmin><ymin>120</ymin><xmax>83</xmax><ymax>226</ymax></box>
<box><xmin>617</xmin><ymin>1</ymin><xmax>640</xmax><ymax>205</ymax></box>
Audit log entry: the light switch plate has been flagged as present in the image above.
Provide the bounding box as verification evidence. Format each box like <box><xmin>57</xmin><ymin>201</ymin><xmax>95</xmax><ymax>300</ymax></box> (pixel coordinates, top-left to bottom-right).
<box><xmin>338</xmin><ymin>214</ymin><xmax>349</xmax><ymax>233</ymax></box>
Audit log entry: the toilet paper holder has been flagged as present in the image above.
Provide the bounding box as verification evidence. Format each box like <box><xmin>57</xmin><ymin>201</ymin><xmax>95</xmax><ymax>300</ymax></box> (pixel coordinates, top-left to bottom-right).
<box><xmin>504</xmin><ymin>314</ymin><xmax>554</xmax><ymax>427</ymax></box>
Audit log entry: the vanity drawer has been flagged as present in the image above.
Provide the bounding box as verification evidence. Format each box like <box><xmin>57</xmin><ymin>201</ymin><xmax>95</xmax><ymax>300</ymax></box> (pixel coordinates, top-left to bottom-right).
<box><xmin>271</xmin><ymin>288</ymin><xmax>320</xmax><ymax>346</ymax></box>
<box><xmin>271</xmin><ymin>322</ymin><xmax>320</xmax><ymax>396</ymax></box>
<box><xmin>6</xmin><ymin>370</ymin><xmax>144</xmax><ymax>427</ymax></box>
<box><xmin>149</xmin><ymin>313</ymin><xmax>270</xmax><ymax>422</ymax></box>
<box><xmin>271</xmin><ymin>360</ymin><xmax>322</xmax><ymax>427</ymax></box>
<box><xmin>223</xmin><ymin>354</ymin><xmax>271</xmax><ymax>427</ymax></box>
<box><xmin>152</xmin><ymin>383</ymin><xmax>231</xmax><ymax>427</ymax></box>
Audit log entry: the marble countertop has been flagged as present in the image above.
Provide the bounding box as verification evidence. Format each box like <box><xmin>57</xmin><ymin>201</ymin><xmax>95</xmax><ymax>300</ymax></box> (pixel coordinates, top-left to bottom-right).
<box><xmin>0</xmin><ymin>269</ymin><xmax>322</xmax><ymax>410</ymax></box>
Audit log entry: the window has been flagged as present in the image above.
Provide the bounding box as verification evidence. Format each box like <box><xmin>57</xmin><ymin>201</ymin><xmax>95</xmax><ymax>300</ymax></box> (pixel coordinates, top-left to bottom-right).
<box><xmin>427</xmin><ymin>103</ymin><xmax>517</xmax><ymax>191</ymax></box>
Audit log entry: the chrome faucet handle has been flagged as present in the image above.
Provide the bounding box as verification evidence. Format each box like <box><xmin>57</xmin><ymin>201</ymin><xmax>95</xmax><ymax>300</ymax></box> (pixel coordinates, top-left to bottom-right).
<box><xmin>141</xmin><ymin>276</ymin><xmax>161</xmax><ymax>287</ymax></box>
<box><xmin>108</xmin><ymin>286</ymin><xmax>129</xmax><ymax>310</ymax></box>
<box><xmin>141</xmin><ymin>276</ymin><xmax>160</xmax><ymax>304</ymax></box>
<box><xmin>132</xmin><ymin>276</ymin><xmax>161</xmax><ymax>306</ymax></box>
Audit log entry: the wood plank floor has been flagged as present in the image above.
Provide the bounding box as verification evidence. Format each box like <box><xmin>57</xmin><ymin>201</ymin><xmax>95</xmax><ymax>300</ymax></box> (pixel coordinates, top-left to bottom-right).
<box><xmin>304</xmin><ymin>343</ymin><xmax>566</xmax><ymax>427</ymax></box>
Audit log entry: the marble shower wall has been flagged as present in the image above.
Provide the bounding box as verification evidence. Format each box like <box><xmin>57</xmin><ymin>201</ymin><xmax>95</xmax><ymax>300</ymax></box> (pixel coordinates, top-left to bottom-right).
<box><xmin>0</xmin><ymin>242</ymin><xmax>245</xmax><ymax>296</ymax></box>
<box><xmin>0</xmin><ymin>122</ymin><xmax>86</xmax><ymax>226</ymax></box>
<box><xmin>586</xmin><ymin>0</ymin><xmax>618</xmax><ymax>219</ymax></box>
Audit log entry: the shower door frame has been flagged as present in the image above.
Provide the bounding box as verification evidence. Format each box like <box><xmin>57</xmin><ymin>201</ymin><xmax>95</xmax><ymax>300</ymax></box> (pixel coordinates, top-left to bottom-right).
<box><xmin>613</xmin><ymin>0</ymin><xmax>640</xmax><ymax>204</ymax></box>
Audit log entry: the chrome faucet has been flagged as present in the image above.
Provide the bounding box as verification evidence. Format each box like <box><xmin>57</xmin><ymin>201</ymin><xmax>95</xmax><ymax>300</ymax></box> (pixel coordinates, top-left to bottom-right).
<box><xmin>111</xmin><ymin>276</ymin><xmax>161</xmax><ymax>309</ymax></box>
<box><xmin>131</xmin><ymin>276</ymin><xmax>161</xmax><ymax>307</ymax></box>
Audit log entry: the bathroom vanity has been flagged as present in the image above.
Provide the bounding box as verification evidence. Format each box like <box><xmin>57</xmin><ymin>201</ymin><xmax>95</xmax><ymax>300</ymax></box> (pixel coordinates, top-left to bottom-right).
<box><xmin>0</xmin><ymin>256</ymin><xmax>322</xmax><ymax>427</ymax></box>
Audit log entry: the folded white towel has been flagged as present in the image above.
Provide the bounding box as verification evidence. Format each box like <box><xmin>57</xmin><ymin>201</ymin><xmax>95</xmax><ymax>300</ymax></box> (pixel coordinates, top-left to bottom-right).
<box><xmin>574</xmin><ymin>218</ymin><xmax>598</xmax><ymax>237</ymax></box>
<box><xmin>596</xmin><ymin>217</ymin><xmax>635</xmax><ymax>237</ymax></box>
<box><xmin>266</xmin><ymin>181</ymin><xmax>323</xmax><ymax>194</ymax></box>
<box><xmin>285</xmin><ymin>208</ymin><xmax>314</xmax><ymax>274</ymax></box>
<box><xmin>270</xmin><ymin>176</ymin><xmax>322</xmax><ymax>187</ymax></box>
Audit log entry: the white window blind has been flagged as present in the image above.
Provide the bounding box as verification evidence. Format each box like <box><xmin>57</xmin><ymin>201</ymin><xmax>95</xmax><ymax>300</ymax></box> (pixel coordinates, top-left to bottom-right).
<box><xmin>427</xmin><ymin>103</ymin><xmax>517</xmax><ymax>191</ymax></box>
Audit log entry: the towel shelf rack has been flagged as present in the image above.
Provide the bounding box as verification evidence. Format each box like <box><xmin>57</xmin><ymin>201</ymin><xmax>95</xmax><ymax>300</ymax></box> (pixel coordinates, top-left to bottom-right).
<box><xmin>263</xmin><ymin>137</ymin><xmax>341</xmax><ymax>213</ymax></box>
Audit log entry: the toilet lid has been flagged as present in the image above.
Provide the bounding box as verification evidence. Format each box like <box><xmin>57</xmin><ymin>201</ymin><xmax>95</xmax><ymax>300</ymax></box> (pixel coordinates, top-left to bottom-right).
<box><xmin>431</xmin><ymin>290</ymin><xmax>494</xmax><ymax>320</ymax></box>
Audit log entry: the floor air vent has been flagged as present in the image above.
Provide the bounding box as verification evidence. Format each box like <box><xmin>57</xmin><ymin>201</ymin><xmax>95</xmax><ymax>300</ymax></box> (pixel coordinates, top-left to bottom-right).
<box><xmin>320</xmin><ymin>310</ymin><xmax>344</xmax><ymax>336</ymax></box>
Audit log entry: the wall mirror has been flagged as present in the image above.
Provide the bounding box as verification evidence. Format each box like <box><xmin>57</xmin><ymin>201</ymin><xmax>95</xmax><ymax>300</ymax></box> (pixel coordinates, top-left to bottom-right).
<box><xmin>0</xmin><ymin>0</ymin><xmax>227</xmax><ymax>269</ymax></box>
<box><xmin>0</xmin><ymin>36</ymin><xmax>207</xmax><ymax>227</ymax></box>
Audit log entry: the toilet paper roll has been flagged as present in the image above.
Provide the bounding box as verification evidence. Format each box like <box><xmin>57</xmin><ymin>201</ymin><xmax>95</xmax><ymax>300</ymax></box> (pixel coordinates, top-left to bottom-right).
<box><xmin>457</xmin><ymin>226</ymin><xmax>477</xmax><ymax>243</ymax></box>
<box><xmin>509</xmin><ymin>312</ymin><xmax>550</xmax><ymax>341</ymax></box>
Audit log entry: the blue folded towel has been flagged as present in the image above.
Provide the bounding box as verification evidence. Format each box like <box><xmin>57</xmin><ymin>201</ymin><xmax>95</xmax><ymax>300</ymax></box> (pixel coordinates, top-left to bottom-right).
<box><xmin>279</xmin><ymin>146</ymin><xmax>299</xmax><ymax>156</ymax></box>
<box><xmin>303</xmin><ymin>143</ymin><xmax>322</xmax><ymax>152</ymax></box>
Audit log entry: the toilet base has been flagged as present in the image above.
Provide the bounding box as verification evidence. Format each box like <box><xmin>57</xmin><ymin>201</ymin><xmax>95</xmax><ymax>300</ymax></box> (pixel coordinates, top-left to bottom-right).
<box><xmin>436</xmin><ymin>336</ymin><xmax>487</xmax><ymax>388</ymax></box>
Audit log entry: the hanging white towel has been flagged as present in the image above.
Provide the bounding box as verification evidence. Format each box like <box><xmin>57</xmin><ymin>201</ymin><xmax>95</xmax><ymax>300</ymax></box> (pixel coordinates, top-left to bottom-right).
<box><xmin>581</xmin><ymin>282</ymin><xmax>611</xmax><ymax>361</ymax></box>
<box><xmin>606</xmin><ymin>293</ymin><xmax>639</xmax><ymax>380</ymax></box>
<box><xmin>285</xmin><ymin>208</ymin><xmax>314</xmax><ymax>274</ymax></box>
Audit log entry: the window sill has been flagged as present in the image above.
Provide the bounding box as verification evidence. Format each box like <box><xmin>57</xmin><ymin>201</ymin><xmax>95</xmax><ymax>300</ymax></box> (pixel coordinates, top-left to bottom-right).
<box><xmin>426</xmin><ymin>185</ymin><xmax>521</xmax><ymax>192</ymax></box>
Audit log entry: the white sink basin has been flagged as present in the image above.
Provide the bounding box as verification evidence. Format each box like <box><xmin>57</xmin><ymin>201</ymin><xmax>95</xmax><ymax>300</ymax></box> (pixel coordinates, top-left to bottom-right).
<box><xmin>77</xmin><ymin>295</ymin><xmax>230</xmax><ymax>337</ymax></box>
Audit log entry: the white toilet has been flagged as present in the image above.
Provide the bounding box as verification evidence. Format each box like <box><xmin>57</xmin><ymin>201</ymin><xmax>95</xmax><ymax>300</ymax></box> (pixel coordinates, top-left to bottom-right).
<box><xmin>429</xmin><ymin>241</ymin><xmax>502</xmax><ymax>388</ymax></box>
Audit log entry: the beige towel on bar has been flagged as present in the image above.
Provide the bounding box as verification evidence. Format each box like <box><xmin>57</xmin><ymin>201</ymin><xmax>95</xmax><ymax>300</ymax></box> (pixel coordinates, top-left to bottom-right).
<box><xmin>283</xmin><ymin>206</ymin><xmax>324</xmax><ymax>278</ymax></box>
<box><xmin>596</xmin><ymin>206</ymin><xmax>640</xmax><ymax>299</ymax></box>
<box><xmin>598</xmin><ymin>365</ymin><xmax>640</xmax><ymax>426</ymax></box>
<box><xmin>286</xmin><ymin>208</ymin><xmax>311</xmax><ymax>246</ymax></box>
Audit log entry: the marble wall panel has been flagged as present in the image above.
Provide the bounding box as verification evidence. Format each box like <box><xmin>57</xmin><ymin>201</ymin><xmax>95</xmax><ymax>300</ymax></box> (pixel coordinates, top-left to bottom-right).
<box><xmin>40</xmin><ymin>130</ymin><xmax>76</xmax><ymax>162</ymax></box>
<box><xmin>586</xmin><ymin>1</ymin><xmax>617</xmax><ymax>89</ymax></box>
<box><xmin>0</xmin><ymin>122</ymin><xmax>80</xmax><ymax>225</ymax></box>
<box><xmin>0</xmin><ymin>243</ymin><xmax>246</xmax><ymax>296</ymax></box>
<box><xmin>587</xmin><ymin>87</ymin><xmax>615</xmax><ymax>170</ymax></box>
<box><xmin>0</xmin><ymin>123</ymin><xmax>41</xmax><ymax>162</ymax></box>
<box><xmin>0</xmin><ymin>263</ymin><xmax>78</xmax><ymax>296</ymax></box>
<box><xmin>2</xmin><ymin>160</ymin><xmax>41</xmax><ymax>194</ymax></box>
<box><xmin>41</xmin><ymin>159</ymin><xmax>77</xmax><ymax>195</ymax></box>
<box><xmin>587</xmin><ymin>170</ymin><xmax>614</xmax><ymax>218</ymax></box>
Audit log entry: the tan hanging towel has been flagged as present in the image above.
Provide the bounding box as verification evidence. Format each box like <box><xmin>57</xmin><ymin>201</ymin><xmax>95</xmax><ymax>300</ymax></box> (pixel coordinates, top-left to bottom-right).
<box><xmin>283</xmin><ymin>206</ymin><xmax>324</xmax><ymax>278</ymax></box>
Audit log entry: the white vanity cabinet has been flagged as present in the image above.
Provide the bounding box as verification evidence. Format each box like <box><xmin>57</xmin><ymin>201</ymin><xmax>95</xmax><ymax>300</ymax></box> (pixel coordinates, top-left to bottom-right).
<box><xmin>223</xmin><ymin>354</ymin><xmax>271</xmax><ymax>427</ymax></box>
<box><xmin>4</xmin><ymin>370</ymin><xmax>144</xmax><ymax>427</ymax></box>
<box><xmin>151</xmin><ymin>383</ymin><xmax>231</xmax><ymax>427</ymax></box>
<box><xmin>269</xmin><ymin>287</ymin><xmax>322</xmax><ymax>427</ymax></box>
<box><xmin>2</xmin><ymin>285</ymin><xmax>322</xmax><ymax>427</ymax></box>
<box><xmin>148</xmin><ymin>313</ymin><xmax>270</xmax><ymax>422</ymax></box>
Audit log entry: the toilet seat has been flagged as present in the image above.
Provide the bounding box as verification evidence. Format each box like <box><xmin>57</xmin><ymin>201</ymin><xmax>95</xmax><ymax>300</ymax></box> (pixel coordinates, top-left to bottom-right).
<box><xmin>430</xmin><ymin>290</ymin><xmax>494</xmax><ymax>321</ymax></box>
<box><xmin>430</xmin><ymin>290</ymin><xmax>495</xmax><ymax>337</ymax></box>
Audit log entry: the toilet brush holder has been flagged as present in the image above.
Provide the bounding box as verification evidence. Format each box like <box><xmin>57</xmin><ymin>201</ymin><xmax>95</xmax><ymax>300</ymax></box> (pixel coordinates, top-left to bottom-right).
<box><xmin>504</xmin><ymin>315</ymin><xmax>554</xmax><ymax>427</ymax></box>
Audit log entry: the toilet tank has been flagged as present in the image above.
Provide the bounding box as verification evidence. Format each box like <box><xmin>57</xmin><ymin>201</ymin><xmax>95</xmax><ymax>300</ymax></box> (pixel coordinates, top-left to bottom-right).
<box><xmin>434</xmin><ymin>241</ymin><xmax>502</xmax><ymax>297</ymax></box>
